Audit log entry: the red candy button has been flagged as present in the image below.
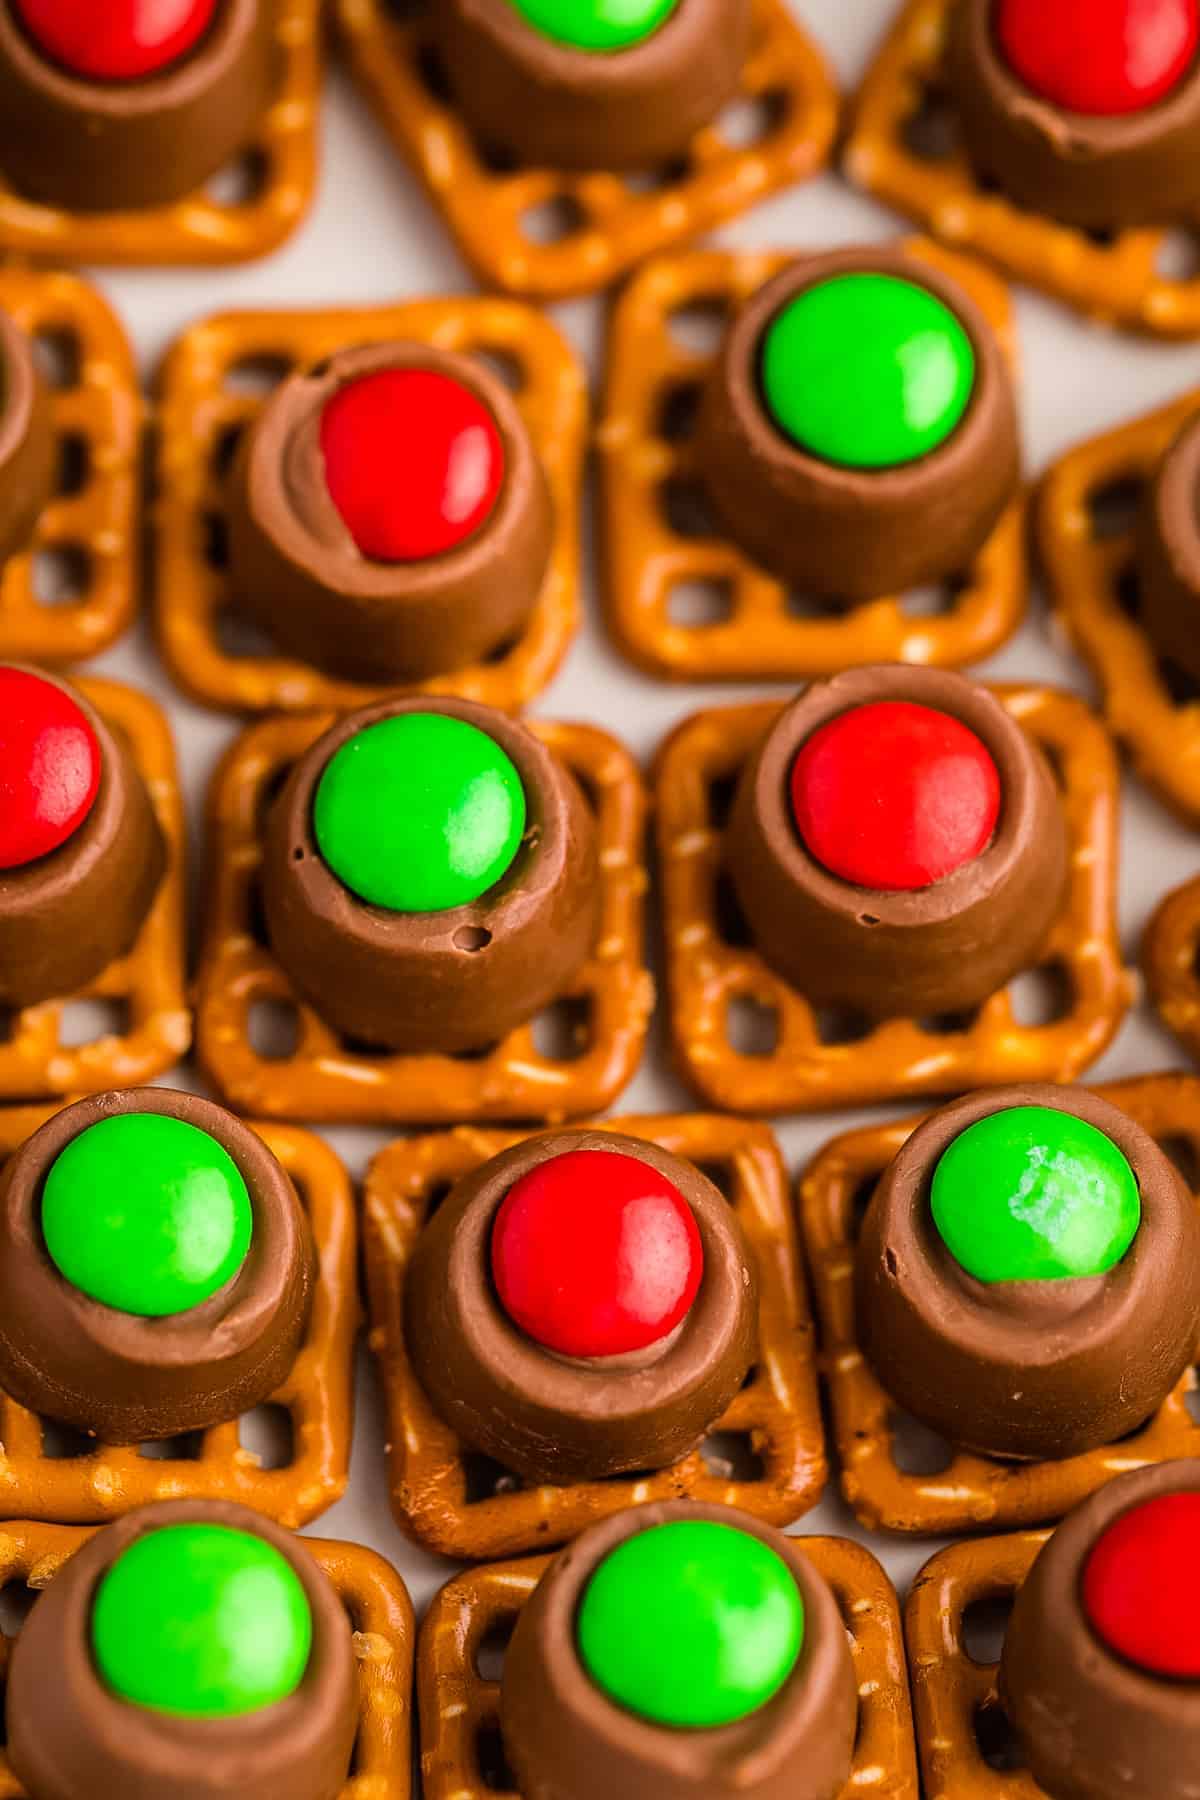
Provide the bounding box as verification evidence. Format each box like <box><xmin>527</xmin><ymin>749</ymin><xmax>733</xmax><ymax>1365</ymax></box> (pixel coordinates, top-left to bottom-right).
<box><xmin>0</xmin><ymin>669</ymin><xmax>101</xmax><ymax>870</ymax></box>
<box><xmin>13</xmin><ymin>0</ymin><xmax>218</xmax><ymax>82</ymax></box>
<box><xmin>491</xmin><ymin>1149</ymin><xmax>704</xmax><ymax>1359</ymax></box>
<box><xmin>790</xmin><ymin>700</ymin><xmax>1002</xmax><ymax>892</ymax></box>
<box><xmin>1083</xmin><ymin>1493</ymin><xmax>1200</xmax><ymax>1677</ymax></box>
<box><xmin>996</xmin><ymin>0</ymin><xmax>1199</xmax><ymax>117</ymax></box>
<box><xmin>319</xmin><ymin>369</ymin><xmax>505</xmax><ymax>563</ymax></box>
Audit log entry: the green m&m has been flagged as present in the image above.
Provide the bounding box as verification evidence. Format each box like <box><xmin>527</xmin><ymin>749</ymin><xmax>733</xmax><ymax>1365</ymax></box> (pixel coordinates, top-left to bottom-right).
<box><xmin>930</xmin><ymin>1106</ymin><xmax>1141</xmax><ymax>1284</ymax></box>
<box><xmin>91</xmin><ymin>1525</ymin><xmax>312</xmax><ymax>1718</ymax></box>
<box><xmin>313</xmin><ymin>713</ymin><xmax>527</xmax><ymax>913</ymax></box>
<box><xmin>760</xmin><ymin>273</ymin><xmax>976</xmax><ymax>470</ymax></box>
<box><xmin>577</xmin><ymin>1520</ymin><xmax>804</xmax><ymax>1728</ymax></box>
<box><xmin>507</xmin><ymin>0</ymin><xmax>679</xmax><ymax>51</ymax></box>
<box><xmin>41</xmin><ymin>1114</ymin><xmax>253</xmax><ymax>1318</ymax></box>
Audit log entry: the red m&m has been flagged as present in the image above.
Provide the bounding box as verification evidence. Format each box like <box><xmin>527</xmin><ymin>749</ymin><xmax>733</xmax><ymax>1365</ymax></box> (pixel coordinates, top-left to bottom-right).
<box><xmin>789</xmin><ymin>700</ymin><xmax>1001</xmax><ymax>891</ymax></box>
<box><xmin>13</xmin><ymin>0</ymin><xmax>219</xmax><ymax>82</ymax></box>
<box><xmin>996</xmin><ymin>0</ymin><xmax>1200</xmax><ymax>117</ymax></box>
<box><xmin>0</xmin><ymin>669</ymin><xmax>101</xmax><ymax>871</ymax></box>
<box><xmin>491</xmin><ymin>1149</ymin><xmax>704</xmax><ymax>1359</ymax></box>
<box><xmin>319</xmin><ymin>369</ymin><xmax>505</xmax><ymax>564</ymax></box>
<box><xmin>1082</xmin><ymin>1493</ymin><xmax>1200</xmax><ymax>1677</ymax></box>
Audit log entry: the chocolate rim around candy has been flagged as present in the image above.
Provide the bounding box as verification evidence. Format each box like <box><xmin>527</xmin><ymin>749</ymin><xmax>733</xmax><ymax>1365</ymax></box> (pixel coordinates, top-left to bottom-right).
<box><xmin>404</xmin><ymin>1129</ymin><xmax>757</xmax><ymax>1485</ymax></box>
<box><xmin>856</xmin><ymin>1084</ymin><xmax>1200</xmax><ymax>1462</ymax></box>
<box><xmin>0</xmin><ymin>1089</ymin><xmax>315</xmax><ymax>1443</ymax></box>
<box><xmin>501</xmin><ymin>1500</ymin><xmax>856</xmax><ymax>1800</ymax></box>
<box><xmin>5</xmin><ymin>1499</ymin><xmax>357</xmax><ymax>1800</ymax></box>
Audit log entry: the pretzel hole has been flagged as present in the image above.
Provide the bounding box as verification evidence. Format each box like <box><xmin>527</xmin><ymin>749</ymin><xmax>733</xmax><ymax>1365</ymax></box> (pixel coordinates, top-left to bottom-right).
<box><xmin>657</xmin><ymin>381</ymin><xmax>703</xmax><ymax>443</ymax></box>
<box><xmin>725</xmin><ymin>993</ymin><xmax>780</xmax><ymax>1057</ymax></box>
<box><xmin>0</xmin><ymin>1007</ymin><xmax>13</xmax><ymax>1046</ymax></box>
<box><xmin>666</xmin><ymin>298</ymin><xmax>729</xmax><ymax>356</ymax></box>
<box><xmin>1156</xmin><ymin>228</ymin><xmax>1200</xmax><ymax>281</ymax></box>
<box><xmin>0</xmin><ymin>1584</ymin><xmax>36</xmax><ymax>1641</ymax></box>
<box><xmin>717</xmin><ymin>90</ymin><xmax>789</xmax><ymax>150</ymax></box>
<box><xmin>714</xmin><ymin>870</ymin><xmax>753</xmax><ymax>948</ymax></box>
<box><xmin>476</xmin><ymin>1720</ymin><xmax>517</xmax><ymax>1792</ymax></box>
<box><xmin>1156</xmin><ymin>649</ymin><xmax>1200</xmax><ymax>707</ymax></box>
<box><xmin>57</xmin><ymin>998</ymin><xmax>131</xmax><ymax>1049</ymax></box>
<box><xmin>624</xmin><ymin>158</ymin><xmax>691</xmax><ymax>194</ymax></box>
<box><xmin>205</xmin><ymin>147</ymin><xmax>270</xmax><ymax>209</ymax></box>
<box><xmin>1007</xmin><ymin>963</ymin><xmax>1073</xmax><ymax>1028</ymax></box>
<box><xmin>667</xmin><ymin>576</ymin><xmax>734</xmax><ymax>627</ymax></box>
<box><xmin>203</xmin><ymin>511</ymin><xmax>230</xmax><ymax>569</ymax></box>
<box><xmin>900</xmin><ymin>576</ymin><xmax>963</xmax><ymax>618</ymax></box>
<box><xmin>471</xmin><ymin>348</ymin><xmax>526</xmax><ymax>393</ymax></box>
<box><xmin>56</xmin><ymin>433</ymin><xmax>89</xmax><ymax>498</ymax></box>
<box><xmin>1158</xmin><ymin>1133</ymin><xmax>1200</xmax><ymax>1192</ymax></box>
<box><xmin>1087</xmin><ymin>473</ymin><xmax>1142</xmax><ymax>542</ymax></box>
<box><xmin>919</xmin><ymin>1007</ymin><xmax>979</xmax><ymax>1036</ymax></box>
<box><xmin>520</xmin><ymin>195</ymin><xmax>588</xmax><ymax>245</ymax></box>
<box><xmin>888</xmin><ymin>1408</ymin><xmax>954</xmax><ymax>1476</ymax></box>
<box><xmin>695</xmin><ymin>1161</ymin><xmax>735</xmax><ymax>1202</ymax></box>
<box><xmin>423</xmin><ymin>1180</ymin><xmax>455</xmax><ymax>1219</ymax></box>
<box><xmin>531</xmin><ymin>994</ymin><xmax>592</xmax><ymax>1062</ymax></box>
<box><xmin>215</xmin><ymin>601</ymin><xmax>278</xmax><ymax>660</ymax></box>
<box><xmin>413</xmin><ymin>40</ymin><xmax>453</xmax><ymax>106</ymax></box>
<box><xmin>32</xmin><ymin>328</ymin><xmax>81</xmax><ymax>389</ymax></box>
<box><xmin>481</xmin><ymin>634</ymin><xmax>521</xmax><ymax>666</ymax></box>
<box><xmin>463</xmin><ymin>1451</ymin><xmax>524</xmax><ymax>1504</ymax></box>
<box><xmin>33</xmin><ymin>544</ymin><xmax>90</xmax><ymax>605</ymax></box>
<box><xmin>223</xmin><ymin>353</ymin><xmax>292</xmax><ymax>396</ymax></box>
<box><xmin>785</xmin><ymin>588</ymin><xmax>853</xmax><ymax>620</ymax></box>
<box><xmin>963</xmin><ymin>1593</ymin><xmax>1014</xmax><ymax>1666</ymax></box>
<box><xmin>211</xmin><ymin>422</ymin><xmax>245</xmax><ymax>479</ymax></box>
<box><xmin>974</xmin><ymin>1695</ymin><xmax>1026</xmax><ymax>1772</ymax></box>
<box><xmin>660</xmin><ymin>474</ymin><xmax>717</xmax><ymax>538</ymax></box>
<box><xmin>849</xmin><ymin>1174</ymin><xmax>880</xmax><ymax>1239</ymax></box>
<box><xmin>477</xmin><ymin>138</ymin><xmax>521</xmax><ymax>175</ymax></box>
<box><xmin>385</xmin><ymin>0</ymin><xmax>429</xmax><ymax>24</ymax></box>
<box><xmin>138</xmin><ymin>1430</ymin><xmax>205</xmax><ymax>1462</ymax></box>
<box><xmin>239</xmin><ymin>1403</ymin><xmax>295</xmax><ymax>1470</ymax></box>
<box><xmin>248</xmin><ymin>997</ymin><xmax>302</xmax><ymax>1061</ymax></box>
<box><xmin>40</xmin><ymin>1419</ymin><xmax>95</xmax><ymax>1461</ymax></box>
<box><xmin>450</xmin><ymin>1039</ymin><xmax>503</xmax><ymax>1062</ymax></box>
<box><xmin>707</xmin><ymin>771</ymin><xmax>740</xmax><ymax>829</ymax></box>
<box><xmin>700</xmin><ymin>1430</ymin><xmax>764</xmax><ymax>1481</ymax></box>
<box><xmin>815</xmin><ymin>1006</ymin><xmax>872</xmax><ymax>1046</ymax></box>
<box><xmin>475</xmin><ymin>1617</ymin><xmax>516</xmax><ymax>1684</ymax></box>
<box><xmin>900</xmin><ymin>82</ymin><xmax>959</xmax><ymax>163</ymax></box>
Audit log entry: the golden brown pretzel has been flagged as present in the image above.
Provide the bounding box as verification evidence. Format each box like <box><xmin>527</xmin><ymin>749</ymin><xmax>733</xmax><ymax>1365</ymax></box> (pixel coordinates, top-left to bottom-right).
<box><xmin>598</xmin><ymin>237</ymin><xmax>1026</xmax><ymax>680</ymax></box>
<box><xmin>334</xmin><ymin>0</ymin><xmax>838</xmax><ymax>300</ymax></box>
<box><xmin>1144</xmin><ymin>875</ymin><xmax>1200</xmax><ymax>1062</ymax></box>
<box><xmin>799</xmin><ymin>1073</ymin><xmax>1200</xmax><ymax>1535</ymax></box>
<box><xmin>364</xmin><ymin>1113</ymin><xmax>826</xmax><ymax>1560</ymax></box>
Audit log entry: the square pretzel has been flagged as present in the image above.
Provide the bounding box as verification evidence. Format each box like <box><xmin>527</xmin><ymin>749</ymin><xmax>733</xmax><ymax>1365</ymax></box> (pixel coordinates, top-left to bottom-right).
<box><xmin>0</xmin><ymin>1520</ymin><xmax>414</xmax><ymax>1800</ymax></box>
<box><xmin>195</xmin><ymin>712</ymin><xmax>651</xmax><ymax>1124</ymax></box>
<box><xmin>0</xmin><ymin>678</ymin><xmax>190</xmax><ymax>1100</ymax></box>
<box><xmin>799</xmin><ymin>1073</ymin><xmax>1200</xmax><ymax>1536</ymax></box>
<box><xmin>419</xmin><ymin>1534</ymin><xmax>918</xmax><ymax>1800</ymax></box>
<box><xmin>0</xmin><ymin>1105</ymin><xmax>357</xmax><ymax>1528</ymax></box>
<box><xmin>154</xmin><ymin>296</ymin><xmax>587</xmax><ymax>715</ymax></box>
<box><xmin>363</xmin><ymin>1113</ymin><xmax>826</xmax><ymax>1561</ymax></box>
<box><xmin>906</xmin><ymin>1530</ymin><xmax>1046</xmax><ymax>1798</ymax></box>
<box><xmin>597</xmin><ymin>237</ymin><xmax>1026</xmax><ymax>681</ymax></box>
<box><xmin>654</xmin><ymin>685</ymin><xmax>1131</xmax><ymax>1115</ymax></box>
<box><xmin>0</xmin><ymin>271</ymin><xmax>140</xmax><ymax>666</ymax></box>
<box><xmin>1036</xmin><ymin>388</ymin><xmax>1200</xmax><ymax>825</ymax></box>
<box><xmin>844</xmin><ymin>0</ymin><xmax>1200</xmax><ymax>337</ymax></box>
<box><xmin>333</xmin><ymin>0</ymin><xmax>838</xmax><ymax>302</ymax></box>
<box><xmin>0</xmin><ymin>0</ymin><xmax>319</xmax><ymax>266</ymax></box>
<box><xmin>1145</xmin><ymin>874</ymin><xmax>1200</xmax><ymax>1064</ymax></box>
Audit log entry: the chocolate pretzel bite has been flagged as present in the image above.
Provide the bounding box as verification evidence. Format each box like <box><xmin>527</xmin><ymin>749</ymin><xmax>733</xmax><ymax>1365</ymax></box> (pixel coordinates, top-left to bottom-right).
<box><xmin>6</xmin><ymin>1499</ymin><xmax>358</xmax><ymax>1800</ymax></box>
<box><xmin>0</xmin><ymin>0</ymin><xmax>277</xmax><ymax>212</ymax></box>
<box><xmin>0</xmin><ymin>664</ymin><xmax>166</xmax><ymax>1010</ymax></box>
<box><xmin>0</xmin><ymin>306</ymin><xmax>53</xmax><ymax>566</ymax></box>
<box><xmin>227</xmin><ymin>340</ymin><xmax>554</xmax><ymax>685</ymax></box>
<box><xmin>0</xmin><ymin>1088</ymin><xmax>314</xmax><ymax>1444</ymax></box>
<box><xmin>858</xmin><ymin>1084</ymin><xmax>1200</xmax><ymax>1462</ymax></box>
<box><xmin>728</xmin><ymin>664</ymin><xmax>1066</xmax><ymax>1020</ymax></box>
<box><xmin>946</xmin><ymin>0</ymin><xmax>1200</xmax><ymax>233</ymax></box>
<box><xmin>261</xmin><ymin>694</ymin><xmax>597</xmax><ymax>1054</ymax></box>
<box><xmin>1001</xmin><ymin>1461</ymin><xmax>1200</xmax><ymax>1800</ymax></box>
<box><xmin>405</xmin><ymin>1129</ymin><xmax>755</xmax><ymax>1485</ymax></box>
<box><xmin>693</xmin><ymin>244</ymin><xmax>1018</xmax><ymax>601</ymax></box>
<box><xmin>436</xmin><ymin>0</ymin><xmax>750</xmax><ymax>172</ymax></box>
<box><xmin>498</xmin><ymin>1501</ymin><xmax>855</xmax><ymax>1800</ymax></box>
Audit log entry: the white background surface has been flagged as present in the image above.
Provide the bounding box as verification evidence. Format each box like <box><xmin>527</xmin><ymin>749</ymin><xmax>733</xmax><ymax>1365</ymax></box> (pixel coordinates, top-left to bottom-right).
<box><xmin>71</xmin><ymin>0</ymin><xmax>1200</xmax><ymax>1616</ymax></box>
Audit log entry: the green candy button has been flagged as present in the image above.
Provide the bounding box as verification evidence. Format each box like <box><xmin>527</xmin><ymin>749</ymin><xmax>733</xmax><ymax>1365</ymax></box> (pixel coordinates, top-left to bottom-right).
<box><xmin>760</xmin><ymin>272</ymin><xmax>976</xmax><ymax>470</ymax></box>
<box><xmin>578</xmin><ymin>1520</ymin><xmax>804</xmax><ymax>1729</ymax></box>
<box><xmin>930</xmin><ymin>1106</ymin><xmax>1141</xmax><ymax>1284</ymax></box>
<box><xmin>92</xmin><ymin>1525</ymin><xmax>312</xmax><ymax>1718</ymax></box>
<box><xmin>41</xmin><ymin>1114</ymin><xmax>253</xmax><ymax>1318</ymax></box>
<box><xmin>313</xmin><ymin>713</ymin><xmax>527</xmax><ymax>913</ymax></box>
<box><xmin>507</xmin><ymin>0</ymin><xmax>679</xmax><ymax>51</ymax></box>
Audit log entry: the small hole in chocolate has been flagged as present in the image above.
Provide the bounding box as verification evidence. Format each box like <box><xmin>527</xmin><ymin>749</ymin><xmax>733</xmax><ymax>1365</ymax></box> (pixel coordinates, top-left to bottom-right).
<box><xmin>963</xmin><ymin>1594</ymin><xmax>1014</xmax><ymax>1666</ymax></box>
<box><xmin>717</xmin><ymin>89</ymin><xmax>789</xmax><ymax>149</ymax></box>
<box><xmin>900</xmin><ymin>83</ymin><xmax>960</xmax><ymax>161</ymax></box>
<box><xmin>888</xmin><ymin>1408</ymin><xmax>954</xmax><ymax>1476</ymax></box>
<box><xmin>475</xmin><ymin>1619</ymin><xmax>515</xmax><ymax>1684</ymax></box>
<box><xmin>215</xmin><ymin>603</ymin><xmax>277</xmax><ymax>660</ymax></box>
<box><xmin>33</xmin><ymin>544</ymin><xmax>90</xmax><ymax>605</ymax></box>
<box><xmin>57</xmin><ymin>998</ymin><xmax>130</xmax><ymax>1049</ymax></box>
<box><xmin>138</xmin><ymin>1431</ymin><xmax>205</xmax><ymax>1462</ymax></box>
<box><xmin>223</xmin><ymin>353</ymin><xmax>292</xmax><ymax>396</ymax></box>
<box><xmin>1159</xmin><ymin>1134</ymin><xmax>1200</xmax><ymax>1193</ymax></box>
<box><xmin>453</xmin><ymin>926</ymin><xmax>492</xmax><ymax>953</ymax></box>
<box><xmin>1087</xmin><ymin>473</ymin><xmax>1143</xmax><ymax>541</ymax></box>
<box><xmin>656</xmin><ymin>381</ymin><xmax>703</xmax><ymax>443</ymax></box>
<box><xmin>520</xmin><ymin>194</ymin><xmax>587</xmax><ymax>245</ymax></box>
<box><xmin>203</xmin><ymin>511</ymin><xmax>230</xmax><ymax>570</ymax></box>
<box><xmin>471</xmin><ymin>348</ymin><xmax>525</xmax><ymax>392</ymax></box>
<box><xmin>462</xmin><ymin>1452</ymin><xmax>523</xmax><ymax>1504</ymax></box>
<box><xmin>56</xmin><ymin>433</ymin><xmax>89</xmax><ymax>497</ymax></box>
<box><xmin>0</xmin><ymin>1584</ymin><xmax>36</xmax><ymax>1639</ymax></box>
<box><xmin>532</xmin><ymin>994</ymin><xmax>592</xmax><ymax>1062</ymax></box>
<box><xmin>859</xmin><ymin>912</ymin><xmax>880</xmax><ymax>927</ymax></box>
<box><xmin>211</xmin><ymin>421</ymin><xmax>245</xmax><ymax>480</ymax></box>
<box><xmin>815</xmin><ymin>1006</ymin><xmax>872</xmax><ymax>1046</ymax></box>
<box><xmin>667</xmin><ymin>576</ymin><xmax>734</xmax><ymax>628</ymax></box>
<box><xmin>725</xmin><ymin>994</ymin><xmax>779</xmax><ymax>1057</ymax></box>
<box><xmin>700</xmin><ymin>1430</ymin><xmax>765</xmax><ymax>1481</ymax></box>
<box><xmin>1156</xmin><ymin>228</ymin><xmax>1200</xmax><ymax>281</ymax></box>
<box><xmin>666</xmin><ymin>298</ymin><xmax>729</xmax><ymax>357</ymax></box>
<box><xmin>40</xmin><ymin>1418</ymin><xmax>95</xmax><ymax>1461</ymax></box>
<box><xmin>248</xmin><ymin>998</ymin><xmax>302</xmax><ymax>1061</ymax></box>
<box><xmin>33</xmin><ymin>328</ymin><xmax>81</xmax><ymax>389</ymax></box>
<box><xmin>660</xmin><ymin>475</ymin><xmax>717</xmax><ymax>539</ymax></box>
<box><xmin>1007</xmin><ymin>963</ymin><xmax>1073</xmax><ymax>1028</ymax></box>
<box><xmin>476</xmin><ymin>1721</ymin><xmax>517</xmax><ymax>1792</ymax></box>
<box><xmin>239</xmin><ymin>1404</ymin><xmax>295</xmax><ymax>1470</ymax></box>
<box><xmin>205</xmin><ymin>147</ymin><xmax>270</xmax><ymax>209</ymax></box>
<box><xmin>974</xmin><ymin>1697</ymin><xmax>1026</xmax><ymax>1772</ymax></box>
